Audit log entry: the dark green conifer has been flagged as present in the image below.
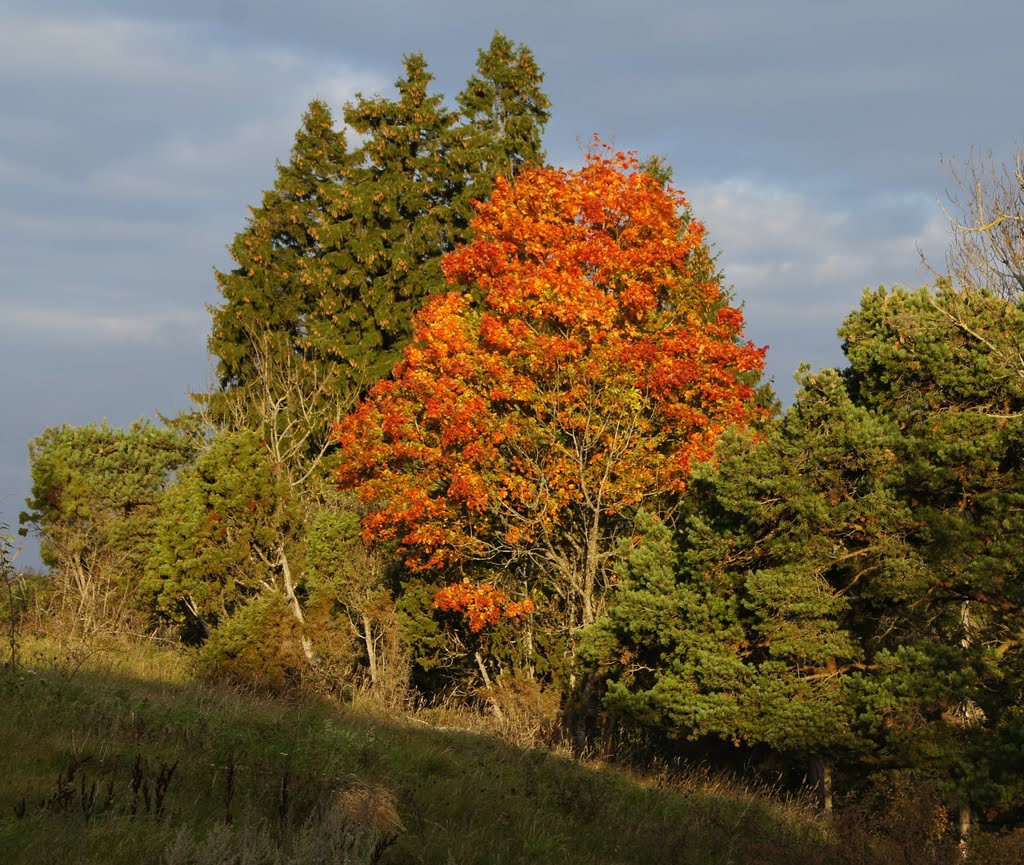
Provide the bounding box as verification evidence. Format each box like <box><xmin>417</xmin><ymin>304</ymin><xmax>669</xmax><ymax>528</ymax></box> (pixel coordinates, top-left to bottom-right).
<box><xmin>310</xmin><ymin>36</ymin><xmax>550</xmax><ymax>386</ymax></box>
<box><xmin>308</xmin><ymin>54</ymin><xmax>456</xmax><ymax>384</ymax></box>
<box><xmin>595</xmin><ymin>371</ymin><xmax>904</xmax><ymax>775</ymax></box>
<box><xmin>453</xmin><ymin>32</ymin><xmax>550</xmax><ymax>218</ymax></box>
<box><xmin>596</xmin><ymin>284</ymin><xmax>1024</xmax><ymax>822</ymax></box>
<box><xmin>208</xmin><ymin>99</ymin><xmax>354</xmax><ymax>403</ymax></box>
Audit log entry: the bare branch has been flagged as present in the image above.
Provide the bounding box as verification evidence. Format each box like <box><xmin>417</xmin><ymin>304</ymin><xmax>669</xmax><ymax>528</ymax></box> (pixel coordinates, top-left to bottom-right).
<box><xmin>939</xmin><ymin>146</ymin><xmax>1024</xmax><ymax>300</ymax></box>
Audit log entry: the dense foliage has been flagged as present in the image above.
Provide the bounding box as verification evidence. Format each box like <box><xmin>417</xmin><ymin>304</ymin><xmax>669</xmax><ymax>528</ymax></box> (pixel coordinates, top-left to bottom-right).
<box><xmin>333</xmin><ymin>145</ymin><xmax>765</xmax><ymax>636</ymax></box>
<box><xmin>592</xmin><ymin>285</ymin><xmax>1024</xmax><ymax>826</ymax></box>
<box><xmin>20</xmin><ymin>421</ymin><xmax>195</xmax><ymax>632</ymax></box>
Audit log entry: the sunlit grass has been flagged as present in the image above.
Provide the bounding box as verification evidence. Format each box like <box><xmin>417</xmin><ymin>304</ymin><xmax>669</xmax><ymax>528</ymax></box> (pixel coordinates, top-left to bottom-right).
<box><xmin>6</xmin><ymin>634</ymin><xmax>1020</xmax><ymax>864</ymax></box>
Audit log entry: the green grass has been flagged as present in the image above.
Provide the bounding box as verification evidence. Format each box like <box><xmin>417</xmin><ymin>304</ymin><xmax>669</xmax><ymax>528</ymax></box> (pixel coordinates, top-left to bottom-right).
<box><xmin>2</xmin><ymin>636</ymin><xmax>1008</xmax><ymax>865</ymax></box>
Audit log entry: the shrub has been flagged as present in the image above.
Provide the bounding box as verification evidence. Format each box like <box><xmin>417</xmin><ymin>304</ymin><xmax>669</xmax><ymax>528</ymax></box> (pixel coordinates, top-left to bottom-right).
<box><xmin>195</xmin><ymin>595</ymin><xmax>307</xmax><ymax>693</ymax></box>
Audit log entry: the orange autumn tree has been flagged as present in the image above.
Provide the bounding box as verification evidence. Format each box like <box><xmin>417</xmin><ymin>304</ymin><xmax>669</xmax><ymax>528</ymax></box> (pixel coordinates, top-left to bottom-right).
<box><xmin>333</xmin><ymin>141</ymin><xmax>766</xmax><ymax>631</ymax></box>
<box><xmin>433</xmin><ymin>579</ymin><xmax>536</xmax><ymax>634</ymax></box>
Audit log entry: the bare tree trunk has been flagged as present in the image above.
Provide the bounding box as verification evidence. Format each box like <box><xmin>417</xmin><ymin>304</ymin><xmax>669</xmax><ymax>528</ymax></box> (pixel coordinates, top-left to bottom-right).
<box><xmin>278</xmin><ymin>547</ymin><xmax>315</xmax><ymax>663</ymax></box>
<box><xmin>71</xmin><ymin>558</ymin><xmax>95</xmax><ymax>634</ymax></box>
<box><xmin>581</xmin><ymin>515</ymin><xmax>602</xmax><ymax>628</ymax></box>
<box><xmin>183</xmin><ymin>595</ymin><xmax>211</xmax><ymax>640</ymax></box>
<box><xmin>362</xmin><ymin>612</ymin><xmax>379</xmax><ymax>689</ymax></box>
<box><xmin>954</xmin><ymin>601</ymin><xmax>982</xmax><ymax>855</ymax></box>
<box><xmin>958</xmin><ymin>803</ymin><xmax>972</xmax><ymax>858</ymax></box>
<box><xmin>475</xmin><ymin>651</ymin><xmax>505</xmax><ymax>722</ymax></box>
<box><xmin>582</xmin><ymin>565</ymin><xmax>595</xmax><ymax>628</ymax></box>
<box><xmin>524</xmin><ymin>612</ymin><xmax>535</xmax><ymax>679</ymax></box>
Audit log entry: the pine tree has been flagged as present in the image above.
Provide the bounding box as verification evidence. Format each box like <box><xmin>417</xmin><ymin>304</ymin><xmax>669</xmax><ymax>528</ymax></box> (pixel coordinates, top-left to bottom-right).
<box><xmin>593</xmin><ymin>370</ymin><xmax>908</xmax><ymax>809</ymax></box>
<box><xmin>310</xmin><ymin>36</ymin><xmax>551</xmax><ymax>387</ymax></box>
<box><xmin>307</xmin><ymin>54</ymin><xmax>457</xmax><ymax>385</ymax></box>
<box><xmin>208</xmin><ymin>99</ymin><xmax>355</xmax><ymax>407</ymax></box>
<box><xmin>596</xmin><ymin>285</ymin><xmax>1024</xmax><ymax>822</ymax></box>
<box><xmin>452</xmin><ymin>32</ymin><xmax>550</xmax><ymax>222</ymax></box>
<box><xmin>144</xmin><ymin>430</ymin><xmax>290</xmax><ymax>635</ymax></box>
<box><xmin>840</xmin><ymin>285</ymin><xmax>1024</xmax><ymax>830</ymax></box>
<box><xmin>21</xmin><ymin>421</ymin><xmax>195</xmax><ymax>632</ymax></box>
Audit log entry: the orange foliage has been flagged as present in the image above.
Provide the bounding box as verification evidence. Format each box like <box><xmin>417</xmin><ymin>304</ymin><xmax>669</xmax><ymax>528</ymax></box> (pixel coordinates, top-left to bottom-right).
<box><xmin>433</xmin><ymin>579</ymin><xmax>536</xmax><ymax>633</ymax></box>
<box><xmin>332</xmin><ymin>139</ymin><xmax>765</xmax><ymax>623</ymax></box>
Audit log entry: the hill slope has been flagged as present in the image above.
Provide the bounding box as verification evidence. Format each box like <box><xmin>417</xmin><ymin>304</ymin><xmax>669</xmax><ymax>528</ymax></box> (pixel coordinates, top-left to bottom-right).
<box><xmin>0</xmin><ymin>639</ymin><xmax>969</xmax><ymax>865</ymax></box>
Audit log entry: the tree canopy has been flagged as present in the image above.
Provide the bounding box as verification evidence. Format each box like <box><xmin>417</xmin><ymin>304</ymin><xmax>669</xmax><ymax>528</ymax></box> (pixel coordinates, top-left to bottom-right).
<box><xmin>594</xmin><ymin>284</ymin><xmax>1024</xmax><ymax>823</ymax></box>
<box><xmin>21</xmin><ymin>421</ymin><xmax>195</xmax><ymax>631</ymax></box>
<box><xmin>333</xmin><ymin>143</ymin><xmax>766</xmax><ymax>631</ymax></box>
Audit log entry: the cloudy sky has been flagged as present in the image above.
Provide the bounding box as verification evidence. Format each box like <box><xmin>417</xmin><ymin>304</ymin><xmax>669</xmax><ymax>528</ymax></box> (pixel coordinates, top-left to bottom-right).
<box><xmin>2</xmin><ymin>0</ymin><xmax>1022</xmax><ymax>567</ymax></box>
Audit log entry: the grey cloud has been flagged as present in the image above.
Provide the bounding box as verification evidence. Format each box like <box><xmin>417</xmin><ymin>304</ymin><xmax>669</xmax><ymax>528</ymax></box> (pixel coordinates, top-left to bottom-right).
<box><xmin>689</xmin><ymin>177</ymin><xmax>948</xmax><ymax>400</ymax></box>
<box><xmin>4</xmin><ymin>307</ymin><xmax>207</xmax><ymax>347</ymax></box>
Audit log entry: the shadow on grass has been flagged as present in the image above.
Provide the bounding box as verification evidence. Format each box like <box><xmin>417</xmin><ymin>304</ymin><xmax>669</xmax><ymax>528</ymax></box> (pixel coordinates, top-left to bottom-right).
<box><xmin>1</xmin><ymin>651</ymin><xmax>1003</xmax><ymax>865</ymax></box>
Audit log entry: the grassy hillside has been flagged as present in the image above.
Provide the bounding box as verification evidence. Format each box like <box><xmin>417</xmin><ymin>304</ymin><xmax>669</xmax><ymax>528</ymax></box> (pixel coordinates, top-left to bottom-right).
<box><xmin>0</xmin><ymin>637</ymin><xmax>1013</xmax><ymax>865</ymax></box>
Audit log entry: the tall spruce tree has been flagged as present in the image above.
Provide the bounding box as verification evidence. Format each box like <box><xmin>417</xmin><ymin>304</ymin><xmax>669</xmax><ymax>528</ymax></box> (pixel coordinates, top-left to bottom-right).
<box><xmin>191</xmin><ymin>37</ymin><xmax>550</xmax><ymax>674</ymax></box>
<box><xmin>308</xmin><ymin>54</ymin><xmax>456</xmax><ymax>384</ymax></box>
<box><xmin>210</xmin><ymin>36</ymin><xmax>550</xmax><ymax>407</ymax></box>
<box><xmin>310</xmin><ymin>35</ymin><xmax>550</xmax><ymax>385</ymax></box>
<box><xmin>208</xmin><ymin>99</ymin><xmax>356</xmax><ymax>412</ymax></box>
<box><xmin>453</xmin><ymin>32</ymin><xmax>550</xmax><ymax>223</ymax></box>
<box><xmin>193</xmin><ymin>101</ymin><xmax>360</xmax><ymax>661</ymax></box>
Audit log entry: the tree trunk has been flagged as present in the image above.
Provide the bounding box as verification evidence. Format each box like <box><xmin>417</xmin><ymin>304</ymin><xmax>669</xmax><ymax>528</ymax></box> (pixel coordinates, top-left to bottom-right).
<box><xmin>581</xmin><ymin>566</ymin><xmax>595</xmax><ymax>627</ymax></box>
<box><xmin>362</xmin><ymin>611</ymin><xmax>379</xmax><ymax>689</ymax></box>
<box><xmin>809</xmin><ymin>755</ymin><xmax>833</xmax><ymax>815</ymax></box>
<box><xmin>524</xmin><ymin>612</ymin><xmax>535</xmax><ymax>679</ymax></box>
<box><xmin>474</xmin><ymin>651</ymin><xmax>505</xmax><ymax>722</ymax></box>
<box><xmin>958</xmin><ymin>803</ymin><xmax>972</xmax><ymax>858</ymax></box>
<box><xmin>183</xmin><ymin>595</ymin><xmax>211</xmax><ymax>640</ymax></box>
<box><xmin>278</xmin><ymin>547</ymin><xmax>315</xmax><ymax>663</ymax></box>
<box><xmin>954</xmin><ymin>602</ymin><xmax>979</xmax><ymax>854</ymax></box>
<box><xmin>581</xmin><ymin>517</ymin><xmax>601</xmax><ymax>627</ymax></box>
<box><xmin>71</xmin><ymin>556</ymin><xmax>95</xmax><ymax>633</ymax></box>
